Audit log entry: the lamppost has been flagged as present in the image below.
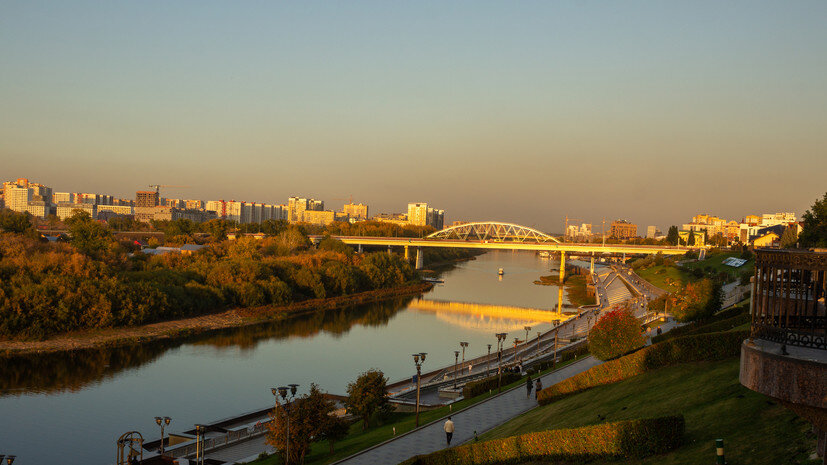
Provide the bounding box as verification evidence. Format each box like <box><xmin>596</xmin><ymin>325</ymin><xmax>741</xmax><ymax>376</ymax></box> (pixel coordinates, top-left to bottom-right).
<box><xmin>412</xmin><ymin>352</ymin><xmax>427</xmax><ymax>427</ymax></box>
<box><xmin>154</xmin><ymin>416</ymin><xmax>171</xmax><ymax>455</ymax></box>
<box><xmin>495</xmin><ymin>332</ymin><xmax>507</xmax><ymax>392</ymax></box>
<box><xmin>0</xmin><ymin>456</ymin><xmax>16</xmax><ymax>465</ymax></box>
<box><xmin>513</xmin><ymin>337</ymin><xmax>521</xmax><ymax>370</ymax></box>
<box><xmin>194</xmin><ymin>424</ymin><xmax>206</xmax><ymax>465</ymax></box>
<box><xmin>273</xmin><ymin>384</ymin><xmax>300</xmax><ymax>465</ymax></box>
<box><xmin>486</xmin><ymin>344</ymin><xmax>492</xmax><ymax>377</ymax></box>
<box><xmin>459</xmin><ymin>342</ymin><xmax>469</xmax><ymax>373</ymax></box>
<box><xmin>524</xmin><ymin>326</ymin><xmax>531</xmax><ymax>344</ymax></box>
<box><xmin>453</xmin><ymin>350</ymin><xmax>460</xmax><ymax>388</ymax></box>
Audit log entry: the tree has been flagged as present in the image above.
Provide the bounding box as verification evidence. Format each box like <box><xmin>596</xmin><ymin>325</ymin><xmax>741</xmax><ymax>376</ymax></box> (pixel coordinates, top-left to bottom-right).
<box><xmin>587</xmin><ymin>306</ymin><xmax>645</xmax><ymax>361</ymax></box>
<box><xmin>799</xmin><ymin>192</ymin><xmax>827</xmax><ymax>248</ymax></box>
<box><xmin>346</xmin><ymin>369</ymin><xmax>389</xmax><ymax>430</ymax></box>
<box><xmin>0</xmin><ymin>209</ymin><xmax>36</xmax><ymax>236</ymax></box>
<box><xmin>319</xmin><ymin>415</ymin><xmax>350</xmax><ymax>454</ymax></box>
<box><xmin>266</xmin><ymin>384</ymin><xmax>336</xmax><ymax>464</ymax></box>
<box><xmin>666</xmin><ymin>226</ymin><xmax>679</xmax><ymax>246</ymax></box>
<box><xmin>65</xmin><ymin>211</ymin><xmax>114</xmax><ymax>257</ymax></box>
<box><xmin>779</xmin><ymin>226</ymin><xmax>798</xmax><ymax>248</ymax></box>
<box><xmin>673</xmin><ymin>278</ymin><xmax>722</xmax><ymax>322</ymax></box>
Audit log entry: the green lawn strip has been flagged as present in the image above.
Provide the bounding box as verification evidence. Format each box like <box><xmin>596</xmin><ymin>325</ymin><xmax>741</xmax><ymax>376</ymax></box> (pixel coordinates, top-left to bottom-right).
<box><xmin>481</xmin><ymin>358</ymin><xmax>817</xmax><ymax>465</ymax></box>
<box><xmin>680</xmin><ymin>252</ymin><xmax>754</xmax><ymax>276</ymax></box>
<box><xmin>635</xmin><ymin>265</ymin><xmax>691</xmax><ymax>293</ymax></box>
<box><xmin>249</xmin><ymin>359</ymin><xmax>580</xmax><ymax>465</ymax></box>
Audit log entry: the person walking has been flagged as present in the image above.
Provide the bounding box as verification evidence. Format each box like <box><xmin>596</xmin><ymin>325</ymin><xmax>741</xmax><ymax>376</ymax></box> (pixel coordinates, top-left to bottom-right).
<box><xmin>525</xmin><ymin>374</ymin><xmax>533</xmax><ymax>398</ymax></box>
<box><xmin>444</xmin><ymin>416</ymin><xmax>455</xmax><ymax>446</ymax></box>
<box><xmin>535</xmin><ymin>378</ymin><xmax>543</xmax><ymax>400</ymax></box>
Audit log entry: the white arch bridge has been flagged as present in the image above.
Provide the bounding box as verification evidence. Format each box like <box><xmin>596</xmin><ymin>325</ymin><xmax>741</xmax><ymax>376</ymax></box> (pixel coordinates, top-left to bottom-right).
<box><xmin>426</xmin><ymin>222</ymin><xmax>560</xmax><ymax>243</ymax></box>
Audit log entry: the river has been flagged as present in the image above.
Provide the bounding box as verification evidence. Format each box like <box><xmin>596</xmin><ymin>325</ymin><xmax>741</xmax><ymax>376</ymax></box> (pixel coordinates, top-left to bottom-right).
<box><xmin>0</xmin><ymin>250</ymin><xmax>572</xmax><ymax>464</ymax></box>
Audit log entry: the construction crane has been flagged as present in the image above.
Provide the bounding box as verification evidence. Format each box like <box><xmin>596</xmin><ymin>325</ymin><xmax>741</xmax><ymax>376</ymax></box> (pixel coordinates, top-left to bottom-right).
<box><xmin>148</xmin><ymin>184</ymin><xmax>190</xmax><ymax>195</ymax></box>
<box><xmin>332</xmin><ymin>194</ymin><xmax>357</xmax><ymax>205</ymax></box>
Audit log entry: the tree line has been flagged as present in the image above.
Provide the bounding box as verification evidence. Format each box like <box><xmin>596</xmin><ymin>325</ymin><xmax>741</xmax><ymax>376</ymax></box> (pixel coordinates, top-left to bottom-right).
<box><xmin>0</xmin><ymin>210</ymin><xmax>429</xmax><ymax>339</ymax></box>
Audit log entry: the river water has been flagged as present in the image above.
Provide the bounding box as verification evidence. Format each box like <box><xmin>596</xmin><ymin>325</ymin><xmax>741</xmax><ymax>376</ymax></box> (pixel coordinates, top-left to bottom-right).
<box><xmin>0</xmin><ymin>251</ymin><xmax>571</xmax><ymax>464</ymax></box>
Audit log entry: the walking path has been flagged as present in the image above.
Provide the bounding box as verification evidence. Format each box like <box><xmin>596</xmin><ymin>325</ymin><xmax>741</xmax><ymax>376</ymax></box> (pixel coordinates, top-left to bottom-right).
<box><xmin>334</xmin><ymin>356</ymin><xmax>601</xmax><ymax>465</ymax></box>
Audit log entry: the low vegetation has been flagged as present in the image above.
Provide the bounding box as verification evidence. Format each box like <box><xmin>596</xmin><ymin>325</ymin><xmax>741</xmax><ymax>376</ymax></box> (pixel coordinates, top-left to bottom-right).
<box><xmin>538</xmin><ymin>331</ymin><xmax>748</xmax><ymax>405</ymax></box>
<box><xmin>401</xmin><ymin>416</ymin><xmax>685</xmax><ymax>465</ymax></box>
<box><xmin>483</xmin><ymin>358</ymin><xmax>818</xmax><ymax>465</ymax></box>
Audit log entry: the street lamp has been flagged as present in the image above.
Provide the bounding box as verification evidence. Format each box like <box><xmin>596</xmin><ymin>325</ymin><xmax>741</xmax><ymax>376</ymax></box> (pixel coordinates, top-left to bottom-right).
<box><xmin>453</xmin><ymin>350</ymin><xmax>460</xmax><ymax>388</ymax></box>
<box><xmin>486</xmin><ymin>344</ymin><xmax>492</xmax><ymax>377</ymax></box>
<box><xmin>273</xmin><ymin>384</ymin><xmax>300</xmax><ymax>465</ymax></box>
<box><xmin>524</xmin><ymin>326</ymin><xmax>531</xmax><ymax>344</ymax></box>
<box><xmin>412</xmin><ymin>352</ymin><xmax>427</xmax><ymax>427</ymax></box>
<box><xmin>495</xmin><ymin>332</ymin><xmax>508</xmax><ymax>392</ymax></box>
<box><xmin>194</xmin><ymin>424</ymin><xmax>206</xmax><ymax>465</ymax></box>
<box><xmin>513</xmin><ymin>337</ymin><xmax>521</xmax><ymax>369</ymax></box>
<box><xmin>537</xmin><ymin>331</ymin><xmax>541</xmax><ymax>355</ymax></box>
<box><xmin>459</xmin><ymin>342</ymin><xmax>469</xmax><ymax>373</ymax></box>
<box><xmin>154</xmin><ymin>416</ymin><xmax>171</xmax><ymax>455</ymax></box>
<box><xmin>0</xmin><ymin>456</ymin><xmax>15</xmax><ymax>465</ymax></box>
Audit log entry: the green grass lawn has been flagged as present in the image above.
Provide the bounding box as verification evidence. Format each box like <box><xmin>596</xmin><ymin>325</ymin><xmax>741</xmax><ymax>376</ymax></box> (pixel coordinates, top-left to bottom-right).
<box><xmin>248</xmin><ymin>359</ymin><xmax>579</xmax><ymax>465</ymax></box>
<box><xmin>481</xmin><ymin>358</ymin><xmax>818</xmax><ymax>465</ymax></box>
<box><xmin>635</xmin><ymin>264</ymin><xmax>690</xmax><ymax>292</ymax></box>
<box><xmin>635</xmin><ymin>252</ymin><xmax>754</xmax><ymax>293</ymax></box>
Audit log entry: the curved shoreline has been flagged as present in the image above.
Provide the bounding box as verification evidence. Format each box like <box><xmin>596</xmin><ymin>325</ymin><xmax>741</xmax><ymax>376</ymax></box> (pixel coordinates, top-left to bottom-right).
<box><xmin>0</xmin><ymin>281</ymin><xmax>434</xmax><ymax>357</ymax></box>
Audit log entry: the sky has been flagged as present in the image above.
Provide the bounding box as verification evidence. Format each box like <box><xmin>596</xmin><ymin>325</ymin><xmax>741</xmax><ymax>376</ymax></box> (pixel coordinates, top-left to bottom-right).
<box><xmin>1</xmin><ymin>1</ymin><xmax>826</xmax><ymax>233</ymax></box>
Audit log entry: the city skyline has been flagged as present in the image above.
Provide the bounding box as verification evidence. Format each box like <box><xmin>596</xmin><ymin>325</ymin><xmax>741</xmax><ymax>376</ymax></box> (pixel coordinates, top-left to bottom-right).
<box><xmin>2</xmin><ymin>1</ymin><xmax>826</xmax><ymax>231</ymax></box>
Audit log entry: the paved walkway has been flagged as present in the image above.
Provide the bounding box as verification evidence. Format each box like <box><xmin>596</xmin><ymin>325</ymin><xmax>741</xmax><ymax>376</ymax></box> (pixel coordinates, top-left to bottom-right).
<box><xmin>334</xmin><ymin>356</ymin><xmax>601</xmax><ymax>465</ymax></box>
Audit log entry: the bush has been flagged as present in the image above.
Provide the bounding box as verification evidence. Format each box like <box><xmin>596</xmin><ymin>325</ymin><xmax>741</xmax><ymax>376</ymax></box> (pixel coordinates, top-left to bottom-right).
<box><xmin>461</xmin><ymin>372</ymin><xmax>522</xmax><ymax>398</ymax></box>
<box><xmin>588</xmin><ymin>308</ymin><xmax>645</xmax><ymax>361</ymax></box>
<box><xmin>538</xmin><ymin>331</ymin><xmax>748</xmax><ymax>405</ymax></box>
<box><xmin>401</xmin><ymin>416</ymin><xmax>685</xmax><ymax>465</ymax></box>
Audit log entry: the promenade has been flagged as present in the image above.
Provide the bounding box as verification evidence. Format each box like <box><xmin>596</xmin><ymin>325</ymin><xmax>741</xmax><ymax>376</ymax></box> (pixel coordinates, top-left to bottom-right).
<box><xmin>334</xmin><ymin>356</ymin><xmax>601</xmax><ymax>465</ymax></box>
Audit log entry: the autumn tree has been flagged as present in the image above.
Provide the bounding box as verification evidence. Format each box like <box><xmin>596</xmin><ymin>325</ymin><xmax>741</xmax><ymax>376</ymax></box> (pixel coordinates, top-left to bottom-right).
<box><xmin>672</xmin><ymin>278</ymin><xmax>722</xmax><ymax>322</ymax></box>
<box><xmin>346</xmin><ymin>369</ymin><xmax>389</xmax><ymax>430</ymax></box>
<box><xmin>319</xmin><ymin>414</ymin><xmax>350</xmax><ymax>454</ymax></box>
<box><xmin>588</xmin><ymin>306</ymin><xmax>645</xmax><ymax>361</ymax></box>
<box><xmin>779</xmin><ymin>225</ymin><xmax>798</xmax><ymax>248</ymax></box>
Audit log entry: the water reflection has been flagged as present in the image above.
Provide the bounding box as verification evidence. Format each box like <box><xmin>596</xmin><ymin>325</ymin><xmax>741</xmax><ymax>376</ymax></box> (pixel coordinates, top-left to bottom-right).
<box><xmin>0</xmin><ymin>295</ymin><xmax>416</xmax><ymax>396</ymax></box>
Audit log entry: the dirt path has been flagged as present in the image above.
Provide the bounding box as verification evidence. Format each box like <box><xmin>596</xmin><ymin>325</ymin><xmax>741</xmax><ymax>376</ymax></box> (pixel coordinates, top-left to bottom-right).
<box><xmin>0</xmin><ymin>282</ymin><xmax>433</xmax><ymax>356</ymax></box>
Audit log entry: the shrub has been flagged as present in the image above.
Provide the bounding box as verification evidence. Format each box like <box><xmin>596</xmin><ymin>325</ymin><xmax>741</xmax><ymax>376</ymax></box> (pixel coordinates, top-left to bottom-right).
<box><xmin>401</xmin><ymin>416</ymin><xmax>685</xmax><ymax>465</ymax></box>
<box><xmin>538</xmin><ymin>331</ymin><xmax>748</xmax><ymax>405</ymax></box>
<box><xmin>588</xmin><ymin>308</ymin><xmax>645</xmax><ymax>361</ymax></box>
<box><xmin>461</xmin><ymin>372</ymin><xmax>522</xmax><ymax>398</ymax></box>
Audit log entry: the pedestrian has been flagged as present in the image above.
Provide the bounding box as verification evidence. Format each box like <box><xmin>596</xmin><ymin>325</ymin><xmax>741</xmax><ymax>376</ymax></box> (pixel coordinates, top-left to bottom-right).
<box><xmin>525</xmin><ymin>375</ymin><xmax>533</xmax><ymax>398</ymax></box>
<box><xmin>444</xmin><ymin>416</ymin><xmax>455</xmax><ymax>446</ymax></box>
<box><xmin>535</xmin><ymin>378</ymin><xmax>543</xmax><ymax>399</ymax></box>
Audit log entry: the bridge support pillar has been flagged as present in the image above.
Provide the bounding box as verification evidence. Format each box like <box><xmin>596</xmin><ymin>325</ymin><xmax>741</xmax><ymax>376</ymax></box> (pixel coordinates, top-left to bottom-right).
<box><xmin>622</xmin><ymin>252</ymin><xmax>626</xmax><ymax>262</ymax></box>
<box><xmin>388</xmin><ymin>245</ymin><xmax>392</xmax><ymax>255</ymax></box>
<box><xmin>415</xmin><ymin>247</ymin><xmax>423</xmax><ymax>270</ymax></box>
<box><xmin>557</xmin><ymin>251</ymin><xmax>566</xmax><ymax>313</ymax></box>
<box><xmin>357</xmin><ymin>244</ymin><xmax>363</xmax><ymax>253</ymax></box>
<box><xmin>404</xmin><ymin>245</ymin><xmax>410</xmax><ymax>260</ymax></box>
<box><xmin>590</xmin><ymin>254</ymin><xmax>595</xmax><ymax>275</ymax></box>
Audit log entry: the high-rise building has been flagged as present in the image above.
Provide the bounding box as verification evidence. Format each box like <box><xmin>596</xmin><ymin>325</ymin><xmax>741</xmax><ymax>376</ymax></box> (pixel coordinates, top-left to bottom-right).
<box><xmin>225</xmin><ymin>201</ymin><xmax>243</xmax><ymax>223</ymax></box>
<box><xmin>342</xmin><ymin>203</ymin><xmax>369</xmax><ymax>220</ymax></box>
<box><xmin>206</xmin><ymin>200</ymin><xmax>227</xmax><ymax>218</ymax></box>
<box><xmin>301</xmin><ymin>210</ymin><xmax>337</xmax><ymax>226</ymax></box>
<box><xmin>407</xmin><ymin>203</ymin><xmax>445</xmax><ymax>229</ymax></box>
<box><xmin>610</xmin><ymin>220</ymin><xmax>638</xmax><ymax>239</ymax></box>
<box><xmin>56</xmin><ymin>203</ymin><xmax>97</xmax><ymax>220</ymax></box>
<box><xmin>3</xmin><ymin>180</ymin><xmax>31</xmax><ymax>213</ymax></box>
<box><xmin>185</xmin><ymin>199</ymin><xmax>204</xmax><ymax>210</ymax></box>
<box><xmin>646</xmin><ymin>225</ymin><xmax>658</xmax><ymax>239</ymax></box>
<box><xmin>136</xmin><ymin>191</ymin><xmax>159</xmax><ymax>208</ymax></box>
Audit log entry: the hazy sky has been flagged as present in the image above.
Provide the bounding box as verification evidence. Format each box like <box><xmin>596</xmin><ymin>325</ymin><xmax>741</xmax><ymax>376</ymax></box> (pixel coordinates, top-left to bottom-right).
<box><xmin>2</xmin><ymin>1</ymin><xmax>825</xmax><ymax>232</ymax></box>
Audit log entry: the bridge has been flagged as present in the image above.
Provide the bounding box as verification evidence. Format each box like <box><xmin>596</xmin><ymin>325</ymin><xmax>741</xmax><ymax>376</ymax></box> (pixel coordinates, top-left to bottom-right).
<box><xmin>312</xmin><ymin>221</ymin><xmax>690</xmax><ymax>313</ymax></box>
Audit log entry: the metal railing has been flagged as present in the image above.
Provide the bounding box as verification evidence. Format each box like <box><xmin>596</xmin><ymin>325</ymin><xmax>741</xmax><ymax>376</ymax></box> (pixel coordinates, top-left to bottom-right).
<box><xmin>168</xmin><ymin>423</ymin><xmax>268</xmax><ymax>458</ymax></box>
<box><xmin>751</xmin><ymin>249</ymin><xmax>826</xmax><ymax>350</ymax></box>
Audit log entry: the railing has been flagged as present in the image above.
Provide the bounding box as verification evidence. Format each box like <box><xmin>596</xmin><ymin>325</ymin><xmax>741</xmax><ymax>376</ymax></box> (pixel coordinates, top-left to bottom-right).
<box><xmin>167</xmin><ymin>423</ymin><xmax>268</xmax><ymax>458</ymax></box>
<box><xmin>751</xmin><ymin>249</ymin><xmax>827</xmax><ymax>350</ymax></box>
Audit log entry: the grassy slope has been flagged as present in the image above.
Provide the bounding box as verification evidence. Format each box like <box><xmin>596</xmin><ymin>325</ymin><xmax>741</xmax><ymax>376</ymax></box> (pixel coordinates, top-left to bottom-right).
<box><xmin>635</xmin><ymin>252</ymin><xmax>754</xmax><ymax>293</ymax></box>
<box><xmin>249</xmin><ymin>360</ymin><xmax>579</xmax><ymax>465</ymax></box>
<box><xmin>481</xmin><ymin>358</ymin><xmax>817</xmax><ymax>465</ymax></box>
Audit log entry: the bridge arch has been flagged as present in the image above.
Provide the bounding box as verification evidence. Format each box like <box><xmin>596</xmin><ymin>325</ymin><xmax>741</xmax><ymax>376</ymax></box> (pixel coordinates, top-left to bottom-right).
<box><xmin>426</xmin><ymin>222</ymin><xmax>560</xmax><ymax>243</ymax></box>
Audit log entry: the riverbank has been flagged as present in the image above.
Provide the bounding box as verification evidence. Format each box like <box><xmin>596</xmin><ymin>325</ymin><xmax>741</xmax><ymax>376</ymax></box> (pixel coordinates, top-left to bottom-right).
<box><xmin>0</xmin><ymin>281</ymin><xmax>433</xmax><ymax>356</ymax></box>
